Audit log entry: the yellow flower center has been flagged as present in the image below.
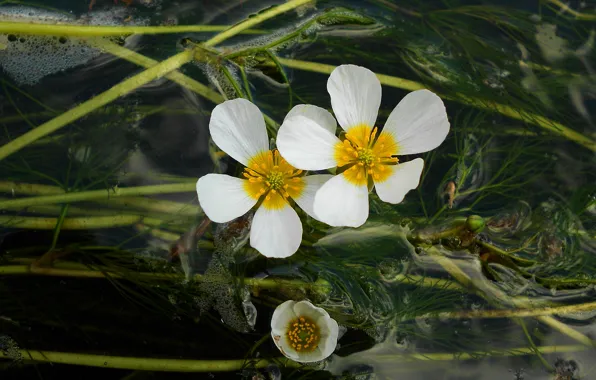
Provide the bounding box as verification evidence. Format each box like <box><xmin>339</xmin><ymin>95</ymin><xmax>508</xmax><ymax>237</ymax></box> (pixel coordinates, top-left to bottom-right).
<box><xmin>243</xmin><ymin>150</ymin><xmax>305</xmax><ymax>210</ymax></box>
<box><xmin>286</xmin><ymin>316</ymin><xmax>320</xmax><ymax>352</ymax></box>
<box><xmin>334</xmin><ymin>124</ymin><xmax>399</xmax><ymax>186</ymax></box>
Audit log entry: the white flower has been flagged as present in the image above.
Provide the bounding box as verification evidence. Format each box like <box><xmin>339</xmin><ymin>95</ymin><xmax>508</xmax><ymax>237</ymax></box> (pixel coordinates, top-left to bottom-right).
<box><xmin>196</xmin><ymin>98</ymin><xmax>332</xmax><ymax>258</ymax></box>
<box><xmin>271</xmin><ymin>300</ymin><xmax>339</xmax><ymax>363</ymax></box>
<box><xmin>277</xmin><ymin>64</ymin><xmax>450</xmax><ymax>228</ymax></box>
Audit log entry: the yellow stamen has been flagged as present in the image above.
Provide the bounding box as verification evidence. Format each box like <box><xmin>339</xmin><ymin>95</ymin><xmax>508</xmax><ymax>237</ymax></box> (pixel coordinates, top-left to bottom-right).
<box><xmin>242</xmin><ymin>149</ymin><xmax>305</xmax><ymax>209</ymax></box>
<box><xmin>333</xmin><ymin>124</ymin><xmax>399</xmax><ymax>185</ymax></box>
<box><xmin>286</xmin><ymin>315</ymin><xmax>320</xmax><ymax>353</ymax></box>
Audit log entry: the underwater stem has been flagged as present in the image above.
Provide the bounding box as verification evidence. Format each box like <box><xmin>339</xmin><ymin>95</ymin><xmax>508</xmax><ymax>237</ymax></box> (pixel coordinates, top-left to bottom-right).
<box><xmin>1</xmin><ymin>345</ymin><xmax>590</xmax><ymax>370</ymax></box>
<box><xmin>0</xmin><ymin>215</ymin><xmax>169</xmax><ymax>230</ymax></box>
<box><xmin>202</xmin><ymin>0</ymin><xmax>314</xmax><ymax>47</ymax></box>
<box><xmin>0</xmin><ymin>22</ymin><xmax>264</xmax><ymax>37</ymax></box>
<box><xmin>0</xmin><ymin>182</ymin><xmax>195</xmax><ymax>209</ymax></box>
<box><xmin>431</xmin><ymin>301</ymin><xmax>596</xmax><ymax>319</ymax></box>
<box><xmin>428</xmin><ymin>249</ymin><xmax>596</xmax><ymax>347</ymax></box>
<box><xmin>90</xmin><ymin>40</ymin><xmax>224</xmax><ymax>104</ymax></box>
<box><xmin>0</xmin><ymin>181</ymin><xmax>199</xmax><ymax>215</ymax></box>
<box><xmin>543</xmin><ymin>0</ymin><xmax>596</xmax><ymax>20</ymax></box>
<box><xmin>0</xmin><ymin>263</ymin><xmax>332</xmax><ymax>299</ymax></box>
<box><xmin>0</xmin><ymin>49</ymin><xmax>194</xmax><ymax>161</ymax></box>
<box><xmin>1</xmin><ymin>350</ymin><xmax>297</xmax><ymax>372</ymax></box>
<box><xmin>50</xmin><ymin>204</ymin><xmax>70</xmax><ymax>249</ymax></box>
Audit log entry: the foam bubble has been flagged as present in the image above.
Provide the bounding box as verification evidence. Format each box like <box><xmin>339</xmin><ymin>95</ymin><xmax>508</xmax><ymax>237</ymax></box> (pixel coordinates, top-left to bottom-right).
<box><xmin>0</xmin><ymin>335</ymin><xmax>22</xmax><ymax>362</ymax></box>
<box><xmin>0</xmin><ymin>6</ymin><xmax>148</xmax><ymax>86</ymax></box>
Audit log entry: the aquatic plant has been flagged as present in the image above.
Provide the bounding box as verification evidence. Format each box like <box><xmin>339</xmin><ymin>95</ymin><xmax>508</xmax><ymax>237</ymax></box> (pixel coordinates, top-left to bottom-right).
<box><xmin>0</xmin><ymin>0</ymin><xmax>595</xmax><ymax>379</ymax></box>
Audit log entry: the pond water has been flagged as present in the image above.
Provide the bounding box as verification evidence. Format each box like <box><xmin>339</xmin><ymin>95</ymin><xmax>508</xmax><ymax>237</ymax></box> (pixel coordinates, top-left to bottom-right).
<box><xmin>0</xmin><ymin>0</ymin><xmax>595</xmax><ymax>379</ymax></box>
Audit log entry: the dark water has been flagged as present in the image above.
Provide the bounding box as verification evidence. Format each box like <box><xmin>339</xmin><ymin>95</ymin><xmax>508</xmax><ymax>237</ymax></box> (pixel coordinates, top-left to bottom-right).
<box><xmin>0</xmin><ymin>0</ymin><xmax>595</xmax><ymax>379</ymax></box>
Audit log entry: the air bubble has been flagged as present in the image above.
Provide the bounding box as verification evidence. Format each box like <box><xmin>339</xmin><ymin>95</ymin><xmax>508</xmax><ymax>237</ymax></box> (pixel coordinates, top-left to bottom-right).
<box><xmin>0</xmin><ymin>6</ymin><xmax>148</xmax><ymax>85</ymax></box>
<box><xmin>0</xmin><ymin>335</ymin><xmax>22</xmax><ymax>362</ymax></box>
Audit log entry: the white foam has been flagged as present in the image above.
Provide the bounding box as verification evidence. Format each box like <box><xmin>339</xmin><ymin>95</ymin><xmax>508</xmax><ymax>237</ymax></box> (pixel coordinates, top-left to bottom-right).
<box><xmin>0</xmin><ymin>6</ymin><xmax>148</xmax><ymax>86</ymax></box>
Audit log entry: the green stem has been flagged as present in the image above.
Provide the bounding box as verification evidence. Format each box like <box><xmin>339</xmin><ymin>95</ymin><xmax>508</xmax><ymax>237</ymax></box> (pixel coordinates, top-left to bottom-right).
<box><xmin>476</xmin><ymin>240</ymin><xmax>536</xmax><ymax>267</ymax></box>
<box><xmin>0</xmin><ymin>49</ymin><xmax>195</xmax><ymax>161</ymax></box>
<box><xmin>536</xmin><ymin>315</ymin><xmax>596</xmax><ymax>347</ymax></box>
<box><xmin>0</xmin><ymin>215</ymin><xmax>168</xmax><ymax>230</ymax></box>
<box><xmin>518</xmin><ymin>318</ymin><xmax>553</xmax><ymax>371</ymax></box>
<box><xmin>0</xmin><ymin>183</ymin><xmax>195</xmax><ymax>209</ymax></box>
<box><xmin>0</xmin><ymin>22</ymin><xmax>264</xmax><ymax>37</ymax></box>
<box><xmin>1</xmin><ymin>345</ymin><xmax>590</xmax><ymax>371</ymax></box>
<box><xmin>277</xmin><ymin>58</ymin><xmax>596</xmax><ymax>151</ymax></box>
<box><xmin>0</xmin><ymin>263</ymin><xmax>331</xmax><ymax>297</ymax></box>
<box><xmin>202</xmin><ymin>0</ymin><xmax>315</xmax><ymax>47</ymax></box>
<box><xmin>223</xmin><ymin>10</ymin><xmax>323</xmax><ymax>60</ymax></box>
<box><xmin>428</xmin><ymin>250</ymin><xmax>596</xmax><ymax>347</ymax></box>
<box><xmin>0</xmin><ymin>181</ymin><xmax>62</xmax><ymax>195</ymax></box>
<box><xmin>0</xmin><ymin>181</ymin><xmax>199</xmax><ymax>215</ymax></box>
<box><xmin>50</xmin><ymin>204</ymin><xmax>69</xmax><ymax>249</ymax></box>
<box><xmin>391</xmin><ymin>344</ymin><xmax>590</xmax><ymax>361</ymax></box>
<box><xmin>277</xmin><ymin>58</ymin><xmax>425</xmax><ymax>91</ymax></box>
<box><xmin>0</xmin><ymin>197</ymin><xmax>123</xmax><ymax>216</ymax></box>
<box><xmin>543</xmin><ymin>0</ymin><xmax>596</xmax><ymax>20</ymax></box>
<box><xmin>1</xmin><ymin>350</ymin><xmax>296</xmax><ymax>372</ymax></box>
<box><xmin>429</xmin><ymin>301</ymin><xmax>596</xmax><ymax>320</ymax></box>
<box><xmin>107</xmin><ymin>197</ymin><xmax>201</xmax><ymax>217</ymax></box>
<box><xmin>90</xmin><ymin>40</ymin><xmax>224</xmax><ymax>104</ymax></box>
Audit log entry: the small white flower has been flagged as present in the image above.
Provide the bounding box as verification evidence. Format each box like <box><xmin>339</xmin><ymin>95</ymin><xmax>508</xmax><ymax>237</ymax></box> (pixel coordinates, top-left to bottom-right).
<box><xmin>196</xmin><ymin>98</ymin><xmax>332</xmax><ymax>258</ymax></box>
<box><xmin>271</xmin><ymin>300</ymin><xmax>339</xmax><ymax>363</ymax></box>
<box><xmin>277</xmin><ymin>64</ymin><xmax>450</xmax><ymax>228</ymax></box>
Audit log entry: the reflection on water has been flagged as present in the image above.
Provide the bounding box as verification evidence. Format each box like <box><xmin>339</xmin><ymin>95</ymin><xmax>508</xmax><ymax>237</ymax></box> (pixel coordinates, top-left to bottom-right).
<box><xmin>0</xmin><ymin>0</ymin><xmax>595</xmax><ymax>379</ymax></box>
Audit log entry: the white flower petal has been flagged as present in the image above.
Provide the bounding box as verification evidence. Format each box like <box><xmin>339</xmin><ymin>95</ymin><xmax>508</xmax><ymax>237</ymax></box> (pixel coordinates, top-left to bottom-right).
<box><xmin>313</xmin><ymin>173</ymin><xmax>369</xmax><ymax>227</ymax></box>
<box><xmin>284</xmin><ymin>104</ymin><xmax>337</xmax><ymax>134</ymax></box>
<box><xmin>374</xmin><ymin>158</ymin><xmax>424</xmax><ymax>204</ymax></box>
<box><xmin>250</xmin><ymin>203</ymin><xmax>302</xmax><ymax>258</ymax></box>
<box><xmin>196</xmin><ymin>174</ymin><xmax>257</xmax><ymax>223</ymax></box>
<box><xmin>209</xmin><ymin>98</ymin><xmax>269</xmax><ymax>166</ymax></box>
<box><xmin>277</xmin><ymin>115</ymin><xmax>340</xmax><ymax>170</ymax></box>
<box><xmin>382</xmin><ymin>89</ymin><xmax>450</xmax><ymax>155</ymax></box>
<box><xmin>292</xmin><ymin>347</ymin><xmax>326</xmax><ymax>363</ymax></box>
<box><xmin>292</xmin><ymin>300</ymin><xmax>328</xmax><ymax>320</ymax></box>
<box><xmin>271</xmin><ymin>331</ymin><xmax>301</xmax><ymax>361</ymax></box>
<box><xmin>316</xmin><ymin>314</ymin><xmax>339</xmax><ymax>360</ymax></box>
<box><xmin>327</xmin><ymin>64</ymin><xmax>381</xmax><ymax>131</ymax></box>
<box><xmin>292</xmin><ymin>174</ymin><xmax>333</xmax><ymax>222</ymax></box>
<box><xmin>271</xmin><ymin>300</ymin><xmax>297</xmax><ymax>335</ymax></box>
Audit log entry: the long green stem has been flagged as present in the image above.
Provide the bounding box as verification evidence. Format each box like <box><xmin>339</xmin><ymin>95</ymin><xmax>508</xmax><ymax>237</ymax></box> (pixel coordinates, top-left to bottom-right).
<box><xmin>0</xmin><ymin>197</ymin><xmax>122</xmax><ymax>216</ymax></box>
<box><xmin>0</xmin><ymin>345</ymin><xmax>589</xmax><ymax>371</ymax></box>
<box><xmin>430</xmin><ymin>301</ymin><xmax>596</xmax><ymax>319</ymax></box>
<box><xmin>277</xmin><ymin>58</ymin><xmax>596</xmax><ymax>151</ymax></box>
<box><xmin>0</xmin><ymin>181</ymin><xmax>200</xmax><ymax>215</ymax></box>
<box><xmin>543</xmin><ymin>0</ymin><xmax>596</xmax><ymax>20</ymax></box>
<box><xmin>0</xmin><ymin>263</ymin><xmax>330</xmax><ymax>296</ymax></box>
<box><xmin>0</xmin><ymin>183</ymin><xmax>195</xmax><ymax>209</ymax></box>
<box><xmin>0</xmin><ymin>50</ymin><xmax>194</xmax><ymax>161</ymax></box>
<box><xmin>202</xmin><ymin>0</ymin><xmax>315</xmax><ymax>47</ymax></box>
<box><xmin>0</xmin><ymin>215</ymin><xmax>168</xmax><ymax>230</ymax></box>
<box><xmin>90</xmin><ymin>40</ymin><xmax>224</xmax><ymax>105</ymax></box>
<box><xmin>106</xmin><ymin>197</ymin><xmax>201</xmax><ymax>217</ymax></box>
<box><xmin>1</xmin><ymin>350</ymin><xmax>293</xmax><ymax>371</ymax></box>
<box><xmin>536</xmin><ymin>315</ymin><xmax>596</xmax><ymax>347</ymax></box>
<box><xmin>518</xmin><ymin>318</ymin><xmax>553</xmax><ymax>371</ymax></box>
<box><xmin>50</xmin><ymin>204</ymin><xmax>69</xmax><ymax>249</ymax></box>
<box><xmin>0</xmin><ymin>22</ymin><xmax>264</xmax><ymax>37</ymax></box>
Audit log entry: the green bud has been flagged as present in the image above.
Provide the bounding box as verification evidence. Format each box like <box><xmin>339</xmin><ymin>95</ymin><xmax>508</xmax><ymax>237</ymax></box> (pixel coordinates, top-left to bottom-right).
<box><xmin>466</xmin><ymin>215</ymin><xmax>485</xmax><ymax>233</ymax></box>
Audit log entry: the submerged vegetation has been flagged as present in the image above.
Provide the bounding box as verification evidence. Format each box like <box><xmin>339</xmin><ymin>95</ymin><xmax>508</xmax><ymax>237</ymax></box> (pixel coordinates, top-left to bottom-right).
<box><xmin>0</xmin><ymin>0</ymin><xmax>595</xmax><ymax>378</ymax></box>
